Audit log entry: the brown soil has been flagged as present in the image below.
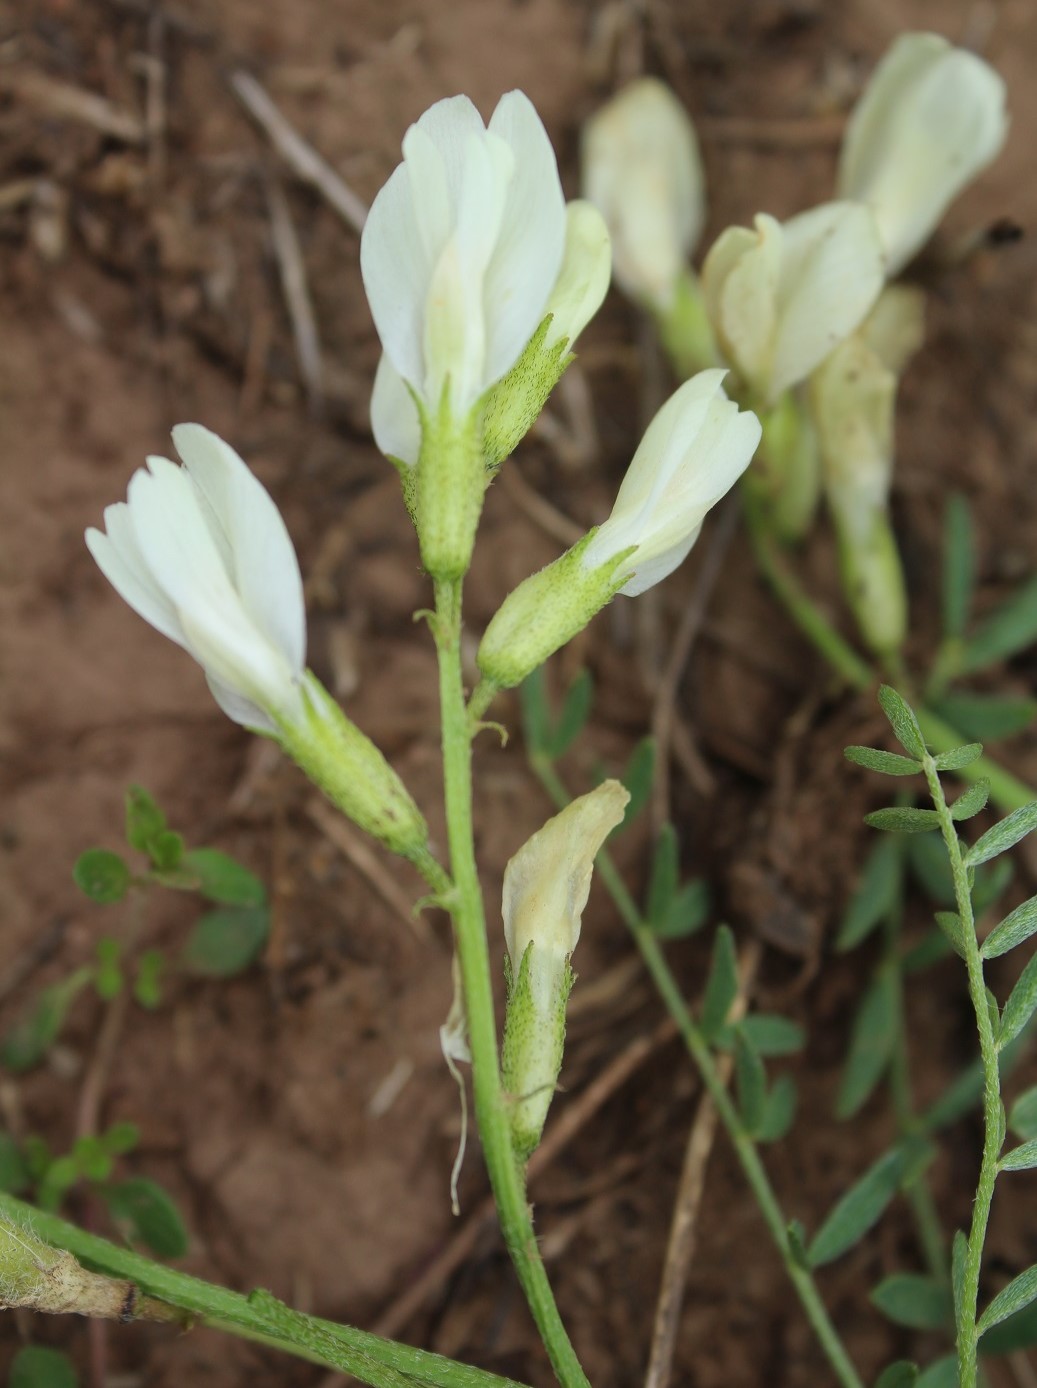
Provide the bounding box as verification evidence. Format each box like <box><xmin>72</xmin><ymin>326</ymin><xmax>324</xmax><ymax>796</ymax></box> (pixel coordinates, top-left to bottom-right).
<box><xmin>2</xmin><ymin>1</ymin><xmax>1036</xmax><ymax>1385</ymax></box>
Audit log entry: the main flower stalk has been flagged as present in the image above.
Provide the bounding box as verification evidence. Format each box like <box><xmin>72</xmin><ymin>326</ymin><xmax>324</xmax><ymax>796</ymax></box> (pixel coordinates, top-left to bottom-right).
<box><xmin>432</xmin><ymin>578</ymin><xmax>590</xmax><ymax>1388</ymax></box>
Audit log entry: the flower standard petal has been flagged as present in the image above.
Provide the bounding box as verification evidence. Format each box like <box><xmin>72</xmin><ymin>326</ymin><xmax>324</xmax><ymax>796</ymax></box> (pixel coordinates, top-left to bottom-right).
<box><xmin>771</xmin><ymin>202</ymin><xmax>885</xmax><ymax>398</ymax></box>
<box><xmin>838</xmin><ymin>33</ymin><xmax>1008</xmax><ymax>276</ymax></box>
<box><xmin>86</xmin><ymin>500</ymin><xmax>187</xmax><ymax>648</ymax></box>
<box><xmin>171</xmin><ymin>424</ymin><xmax>306</xmax><ymax>680</ymax></box>
<box><xmin>482</xmin><ymin>90</ymin><xmax>566</xmax><ymax>388</ymax></box>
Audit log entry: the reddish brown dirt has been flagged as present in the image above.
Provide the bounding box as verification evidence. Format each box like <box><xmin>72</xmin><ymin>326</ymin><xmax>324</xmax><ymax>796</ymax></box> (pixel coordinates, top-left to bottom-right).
<box><xmin>2</xmin><ymin>1</ymin><xmax>1037</xmax><ymax>1385</ymax></box>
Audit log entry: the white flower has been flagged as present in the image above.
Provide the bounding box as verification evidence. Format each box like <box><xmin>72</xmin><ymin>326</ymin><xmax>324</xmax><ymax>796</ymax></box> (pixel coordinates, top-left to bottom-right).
<box><xmin>360</xmin><ymin>91</ymin><xmax>566</xmax><ymax>421</ymax></box>
<box><xmin>701</xmin><ymin>202</ymin><xmax>885</xmax><ymax>403</ymax></box>
<box><xmin>582</xmin><ymin>77</ymin><xmax>705</xmax><ymax>310</ymax></box>
<box><xmin>86</xmin><ymin>424</ymin><xmax>305</xmax><ymax>731</ymax></box>
<box><xmin>838</xmin><ymin>32</ymin><xmax>1008</xmax><ymax>277</ymax></box>
<box><xmin>580</xmin><ymin>370</ymin><xmax>761</xmax><ymax>595</ymax></box>
<box><xmin>371</xmin><ymin>199</ymin><xmax>611</xmax><ymax>470</ymax></box>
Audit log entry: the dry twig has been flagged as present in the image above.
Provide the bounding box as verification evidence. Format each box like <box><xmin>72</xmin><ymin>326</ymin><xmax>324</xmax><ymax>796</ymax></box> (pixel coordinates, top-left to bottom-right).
<box><xmin>229</xmin><ymin>70</ymin><xmax>368</xmax><ymax>234</ymax></box>
<box><xmin>644</xmin><ymin>939</ymin><xmax>762</xmax><ymax>1388</ymax></box>
<box><xmin>264</xmin><ymin>176</ymin><xmax>325</xmax><ymax>417</ymax></box>
<box><xmin>1</xmin><ymin>69</ymin><xmax>145</xmax><ymax>143</ymax></box>
<box><xmin>305</xmin><ymin>798</ymin><xmax>432</xmax><ymax>944</ymax></box>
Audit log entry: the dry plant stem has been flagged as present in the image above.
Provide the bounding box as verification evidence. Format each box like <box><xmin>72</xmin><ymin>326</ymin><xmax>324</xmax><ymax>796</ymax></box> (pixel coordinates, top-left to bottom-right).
<box><xmin>0</xmin><ymin>1195</ymin><xmax>527</xmax><ymax>1388</ymax></box>
<box><xmin>229</xmin><ymin>71</ymin><xmax>368</xmax><ymax>233</ymax></box>
<box><xmin>922</xmin><ymin>756</ymin><xmax>1003</xmax><ymax>1388</ymax></box>
<box><xmin>531</xmin><ymin>757</ymin><xmax>865</xmax><ymax>1388</ymax></box>
<box><xmin>645</xmin><ymin>941</ymin><xmax>760</xmax><ymax>1388</ymax></box>
<box><xmin>432</xmin><ymin>578</ymin><xmax>590</xmax><ymax>1388</ymax></box>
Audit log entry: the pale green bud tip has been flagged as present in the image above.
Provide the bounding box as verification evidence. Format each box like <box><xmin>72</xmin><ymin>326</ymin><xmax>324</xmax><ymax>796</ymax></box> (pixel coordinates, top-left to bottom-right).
<box><xmin>476</xmin><ymin>531</ymin><xmax>631</xmax><ymax>690</ymax></box>
<box><xmin>278</xmin><ymin>674</ymin><xmax>429</xmax><ymax>858</ymax></box>
<box><xmin>702</xmin><ymin>202</ymin><xmax>884</xmax><ymax>403</ymax></box>
<box><xmin>751</xmin><ymin>392</ymin><xmax>822</xmax><ymax>545</ymax></box>
<box><xmin>581</xmin><ymin>370</ymin><xmax>762</xmax><ymax>594</ymax></box>
<box><xmin>501</xmin><ymin>781</ymin><xmax>629</xmax><ymax>1157</ymax></box>
<box><xmin>86</xmin><ymin>424</ymin><xmax>306</xmax><ymax>733</ymax></box>
<box><xmin>838</xmin><ymin>32</ymin><xmax>1008</xmax><ymax>277</ymax></box>
<box><xmin>582</xmin><ymin>76</ymin><xmax>706</xmax><ymax>310</ymax></box>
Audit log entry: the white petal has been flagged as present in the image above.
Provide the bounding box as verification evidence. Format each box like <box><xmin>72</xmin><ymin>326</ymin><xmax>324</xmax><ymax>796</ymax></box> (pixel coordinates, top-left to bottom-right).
<box><xmin>172</xmin><ymin>423</ymin><xmax>306</xmax><ymax>678</ymax></box>
<box><xmin>582</xmin><ymin>78</ymin><xmax>706</xmax><ymax>308</ymax></box>
<box><xmin>617</xmin><ymin>525</ymin><xmax>702</xmax><ymax>597</ymax></box>
<box><xmin>770</xmin><ymin>202</ymin><xmax>884</xmax><ymax>399</ymax></box>
<box><xmin>838</xmin><ymin>34</ymin><xmax>1007</xmax><ymax>275</ymax></box>
<box><xmin>543</xmin><ymin>201</ymin><xmax>612</xmax><ymax>351</ymax></box>
<box><xmin>482</xmin><ymin>90</ymin><xmax>567</xmax><ymax>388</ymax></box>
<box><xmin>412</xmin><ymin>94</ymin><xmax>488</xmax><ymax>203</ymax></box>
<box><xmin>128</xmin><ymin>458</ymin><xmax>297</xmax><ymax>717</ymax></box>
<box><xmin>205</xmin><ymin>671</ymin><xmax>277</xmax><ymax>732</ymax></box>
<box><xmin>703</xmin><ymin>219</ymin><xmax>780</xmax><ymax>396</ymax></box>
<box><xmin>370</xmin><ymin>354</ymin><xmax>421</xmax><ymax>466</ymax></box>
<box><xmin>86</xmin><ymin>498</ymin><xmax>187</xmax><ymax>648</ymax></box>
<box><xmin>610</xmin><ymin>368</ymin><xmax>729</xmax><ymax>517</ymax></box>
<box><xmin>360</xmin><ymin>160</ymin><xmax>437</xmax><ymax>390</ymax></box>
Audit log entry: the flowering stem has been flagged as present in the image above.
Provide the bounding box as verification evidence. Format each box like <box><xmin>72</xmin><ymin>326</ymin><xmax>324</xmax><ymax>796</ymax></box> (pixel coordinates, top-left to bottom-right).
<box><xmin>432</xmin><ymin>579</ymin><xmax>590</xmax><ymax>1388</ymax></box>
<box><xmin>920</xmin><ymin>756</ymin><xmax>1003</xmax><ymax>1388</ymax></box>
<box><xmin>529</xmin><ymin>756</ymin><xmax>865</xmax><ymax>1388</ymax></box>
<box><xmin>0</xmin><ymin>1194</ymin><xmax>528</xmax><ymax>1388</ymax></box>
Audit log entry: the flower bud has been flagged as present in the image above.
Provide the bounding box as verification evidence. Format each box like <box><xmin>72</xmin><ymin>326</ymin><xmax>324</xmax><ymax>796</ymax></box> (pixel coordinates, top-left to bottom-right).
<box><xmin>582</xmin><ymin>77</ymin><xmax>705</xmax><ymax>311</ymax></box>
<box><xmin>701</xmin><ymin>202</ymin><xmax>885</xmax><ymax>404</ymax></box>
<box><xmin>838</xmin><ymin>33</ymin><xmax>1008</xmax><ymax>277</ymax></box>
<box><xmin>477</xmin><ymin>371</ymin><xmax>760</xmax><ymax>689</ymax></box>
<box><xmin>580</xmin><ymin>370</ymin><xmax>761</xmax><ymax>594</ymax></box>
<box><xmin>501</xmin><ymin>780</ymin><xmax>630</xmax><ymax>1158</ymax></box>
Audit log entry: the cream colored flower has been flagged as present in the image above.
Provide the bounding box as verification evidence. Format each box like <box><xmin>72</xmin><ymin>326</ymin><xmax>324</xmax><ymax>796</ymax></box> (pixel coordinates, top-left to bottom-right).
<box><xmin>582</xmin><ymin>77</ymin><xmax>705</xmax><ymax>310</ymax></box>
<box><xmin>838</xmin><ymin>33</ymin><xmax>1008</xmax><ymax>277</ymax></box>
<box><xmin>701</xmin><ymin>202</ymin><xmax>885</xmax><ymax>403</ymax></box>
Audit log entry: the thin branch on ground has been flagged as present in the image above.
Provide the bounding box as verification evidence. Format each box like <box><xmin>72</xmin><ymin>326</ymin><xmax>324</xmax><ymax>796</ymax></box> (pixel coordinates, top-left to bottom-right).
<box><xmin>264</xmin><ymin>175</ymin><xmax>325</xmax><ymax>417</ymax></box>
<box><xmin>229</xmin><ymin>70</ymin><xmax>368</xmax><ymax>234</ymax></box>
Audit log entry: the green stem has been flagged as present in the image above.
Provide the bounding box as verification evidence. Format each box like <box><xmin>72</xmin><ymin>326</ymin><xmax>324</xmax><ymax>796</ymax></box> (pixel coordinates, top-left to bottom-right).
<box><xmin>531</xmin><ymin>757</ymin><xmax>865</xmax><ymax>1388</ymax></box>
<box><xmin>920</xmin><ymin>757</ymin><xmax>1003</xmax><ymax>1388</ymax></box>
<box><xmin>743</xmin><ymin>494</ymin><xmax>1036</xmax><ymax>817</ymax></box>
<box><xmin>742</xmin><ymin>488</ymin><xmax>874</xmax><ymax>691</ymax></box>
<box><xmin>0</xmin><ymin>1194</ymin><xmax>526</xmax><ymax>1388</ymax></box>
<box><xmin>432</xmin><ymin>580</ymin><xmax>590</xmax><ymax>1388</ymax></box>
<box><xmin>916</xmin><ymin>707</ymin><xmax>1035</xmax><ymax>814</ymax></box>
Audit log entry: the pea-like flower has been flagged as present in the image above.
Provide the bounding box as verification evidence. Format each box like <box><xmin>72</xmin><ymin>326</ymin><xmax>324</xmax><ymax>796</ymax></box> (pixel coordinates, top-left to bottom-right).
<box><xmin>838</xmin><ymin>32</ymin><xmax>1008</xmax><ymax>278</ymax></box>
<box><xmin>501</xmin><ymin>780</ymin><xmax>630</xmax><ymax>1159</ymax></box>
<box><xmin>86</xmin><ymin>423</ymin><xmax>305</xmax><ymax>732</ymax></box>
<box><xmin>87</xmin><ymin>425</ymin><xmax>430</xmax><ymax>858</ymax></box>
<box><xmin>580</xmin><ymin>369</ymin><xmax>761</xmax><ymax>595</ymax></box>
<box><xmin>371</xmin><ymin>198</ymin><xmax>611</xmax><ymax>472</ymax></box>
<box><xmin>701</xmin><ymin>202</ymin><xmax>885</xmax><ymax>404</ymax></box>
<box><xmin>582</xmin><ymin>77</ymin><xmax>705</xmax><ymax>311</ymax></box>
<box><xmin>360</xmin><ymin>90</ymin><xmax>566</xmax><ymax>421</ymax></box>
<box><xmin>477</xmin><ymin>370</ymin><xmax>760</xmax><ymax>689</ymax></box>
